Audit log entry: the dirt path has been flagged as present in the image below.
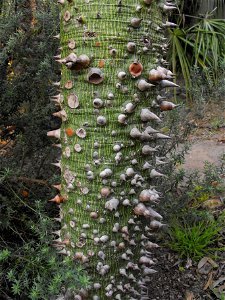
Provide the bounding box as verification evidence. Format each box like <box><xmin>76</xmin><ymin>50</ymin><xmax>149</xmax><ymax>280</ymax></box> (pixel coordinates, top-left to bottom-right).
<box><xmin>183</xmin><ymin>139</ymin><xmax>224</xmax><ymax>172</ymax></box>
<box><xmin>182</xmin><ymin>103</ymin><xmax>225</xmax><ymax>172</ymax></box>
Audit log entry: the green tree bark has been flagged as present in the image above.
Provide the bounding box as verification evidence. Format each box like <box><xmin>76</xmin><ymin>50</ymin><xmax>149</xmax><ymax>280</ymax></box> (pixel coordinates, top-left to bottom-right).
<box><xmin>50</xmin><ymin>1</ymin><xmax>178</xmax><ymax>299</ymax></box>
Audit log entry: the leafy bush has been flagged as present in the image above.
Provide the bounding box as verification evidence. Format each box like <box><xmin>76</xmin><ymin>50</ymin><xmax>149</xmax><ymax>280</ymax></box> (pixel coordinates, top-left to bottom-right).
<box><xmin>160</xmin><ymin>157</ymin><xmax>225</xmax><ymax>217</ymax></box>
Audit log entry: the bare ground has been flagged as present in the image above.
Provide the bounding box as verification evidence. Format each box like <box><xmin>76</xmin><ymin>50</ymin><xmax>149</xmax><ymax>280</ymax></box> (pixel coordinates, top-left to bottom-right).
<box><xmin>183</xmin><ymin>102</ymin><xmax>225</xmax><ymax>172</ymax></box>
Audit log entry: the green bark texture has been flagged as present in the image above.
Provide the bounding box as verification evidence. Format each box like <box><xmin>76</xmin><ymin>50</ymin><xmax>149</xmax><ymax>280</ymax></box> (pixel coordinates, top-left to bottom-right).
<box><xmin>52</xmin><ymin>0</ymin><xmax>177</xmax><ymax>299</ymax></box>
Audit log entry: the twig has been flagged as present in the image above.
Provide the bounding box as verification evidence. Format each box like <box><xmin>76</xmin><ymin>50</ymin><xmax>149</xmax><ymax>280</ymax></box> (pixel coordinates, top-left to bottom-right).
<box><xmin>9</xmin><ymin>176</ymin><xmax>50</xmax><ymax>187</ymax></box>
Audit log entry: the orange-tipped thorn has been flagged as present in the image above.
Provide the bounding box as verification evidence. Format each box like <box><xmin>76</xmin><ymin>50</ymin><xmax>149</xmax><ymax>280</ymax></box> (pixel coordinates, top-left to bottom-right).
<box><xmin>49</xmin><ymin>194</ymin><xmax>66</xmax><ymax>204</ymax></box>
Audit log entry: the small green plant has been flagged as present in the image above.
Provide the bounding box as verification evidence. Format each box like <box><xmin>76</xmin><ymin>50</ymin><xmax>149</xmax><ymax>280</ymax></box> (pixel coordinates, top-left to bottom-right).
<box><xmin>166</xmin><ymin>216</ymin><xmax>224</xmax><ymax>260</ymax></box>
<box><xmin>189</xmin><ymin>63</ymin><xmax>225</xmax><ymax>116</ymax></box>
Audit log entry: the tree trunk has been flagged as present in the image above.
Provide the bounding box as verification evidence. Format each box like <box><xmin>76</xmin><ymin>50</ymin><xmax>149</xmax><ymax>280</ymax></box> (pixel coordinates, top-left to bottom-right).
<box><xmin>50</xmin><ymin>1</ymin><xmax>178</xmax><ymax>299</ymax></box>
<box><xmin>197</xmin><ymin>0</ymin><xmax>225</xmax><ymax>18</ymax></box>
<box><xmin>183</xmin><ymin>0</ymin><xmax>225</xmax><ymax>19</ymax></box>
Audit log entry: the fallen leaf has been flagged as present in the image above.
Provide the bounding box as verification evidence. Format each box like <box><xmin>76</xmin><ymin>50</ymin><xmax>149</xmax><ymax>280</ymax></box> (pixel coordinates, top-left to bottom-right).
<box><xmin>185</xmin><ymin>258</ymin><xmax>193</xmax><ymax>269</ymax></box>
<box><xmin>198</xmin><ymin>257</ymin><xmax>218</xmax><ymax>275</ymax></box>
<box><xmin>203</xmin><ymin>272</ymin><xmax>213</xmax><ymax>290</ymax></box>
<box><xmin>198</xmin><ymin>257</ymin><xmax>208</xmax><ymax>270</ymax></box>
<box><xmin>202</xmin><ymin>198</ymin><xmax>223</xmax><ymax>209</ymax></box>
<box><xmin>206</xmin><ymin>257</ymin><xmax>218</xmax><ymax>268</ymax></box>
<box><xmin>198</xmin><ymin>262</ymin><xmax>212</xmax><ymax>275</ymax></box>
<box><xmin>218</xmin><ymin>282</ymin><xmax>225</xmax><ymax>292</ymax></box>
<box><xmin>184</xmin><ymin>291</ymin><xmax>194</xmax><ymax>300</ymax></box>
<box><xmin>218</xmin><ymin>137</ymin><xmax>225</xmax><ymax>143</ymax></box>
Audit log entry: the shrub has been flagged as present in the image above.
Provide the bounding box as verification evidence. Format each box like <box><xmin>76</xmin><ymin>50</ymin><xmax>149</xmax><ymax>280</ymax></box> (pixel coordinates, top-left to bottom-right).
<box><xmin>0</xmin><ymin>199</ymin><xmax>88</xmax><ymax>300</ymax></box>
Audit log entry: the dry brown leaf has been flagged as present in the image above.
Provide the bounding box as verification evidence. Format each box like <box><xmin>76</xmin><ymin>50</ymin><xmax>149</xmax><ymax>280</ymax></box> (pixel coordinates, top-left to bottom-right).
<box><xmin>202</xmin><ymin>198</ymin><xmax>223</xmax><ymax>209</ymax></box>
<box><xmin>198</xmin><ymin>257</ymin><xmax>208</xmax><ymax>270</ymax></box>
<box><xmin>218</xmin><ymin>137</ymin><xmax>225</xmax><ymax>143</ymax></box>
<box><xmin>184</xmin><ymin>291</ymin><xmax>194</xmax><ymax>300</ymax></box>
<box><xmin>218</xmin><ymin>282</ymin><xmax>225</xmax><ymax>292</ymax></box>
<box><xmin>206</xmin><ymin>257</ymin><xmax>218</xmax><ymax>268</ymax></box>
<box><xmin>203</xmin><ymin>272</ymin><xmax>213</xmax><ymax>290</ymax></box>
<box><xmin>198</xmin><ymin>257</ymin><xmax>218</xmax><ymax>270</ymax></box>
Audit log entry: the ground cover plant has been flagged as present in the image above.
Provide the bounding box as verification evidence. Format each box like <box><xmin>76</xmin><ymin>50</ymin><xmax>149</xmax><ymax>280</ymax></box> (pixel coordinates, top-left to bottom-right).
<box><xmin>167</xmin><ymin>216</ymin><xmax>224</xmax><ymax>260</ymax></box>
<box><xmin>0</xmin><ymin>198</ymin><xmax>86</xmax><ymax>300</ymax></box>
<box><xmin>143</xmin><ymin>156</ymin><xmax>225</xmax><ymax>299</ymax></box>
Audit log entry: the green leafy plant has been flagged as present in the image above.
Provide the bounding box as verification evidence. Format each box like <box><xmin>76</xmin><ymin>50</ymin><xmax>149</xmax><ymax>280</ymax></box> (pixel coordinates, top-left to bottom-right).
<box><xmin>161</xmin><ymin>157</ymin><xmax>225</xmax><ymax>218</ymax></box>
<box><xmin>167</xmin><ymin>216</ymin><xmax>224</xmax><ymax>260</ymax></box>
<box><xmin>0</xmin><ymin>1</ymin><xmax>88</xmax><ymax>299</ymax></box>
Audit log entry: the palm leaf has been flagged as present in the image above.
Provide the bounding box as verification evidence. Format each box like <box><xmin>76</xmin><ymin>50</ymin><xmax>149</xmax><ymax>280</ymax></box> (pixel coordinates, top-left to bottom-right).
<box><xmin>187</xmin><ymin>17</ymin><xmax>225</xmax><ymax>73</ymax></box>
<box><xmin>168</xmin><ymin>28</ymin><xmax>191</xmax><ymax>95</ymax></box>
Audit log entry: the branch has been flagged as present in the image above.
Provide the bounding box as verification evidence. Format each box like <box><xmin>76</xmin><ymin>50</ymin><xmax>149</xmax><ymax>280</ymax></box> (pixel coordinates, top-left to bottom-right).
<box><xmin>9</xmin><ymin>176</ymin><xmax>50</xmax><ymax>187</ymax></box>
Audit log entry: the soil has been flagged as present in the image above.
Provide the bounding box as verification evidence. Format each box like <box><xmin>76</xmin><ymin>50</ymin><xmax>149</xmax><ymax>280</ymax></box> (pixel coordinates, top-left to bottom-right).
<box><xmin>183</xmin><ymin>139</ymin><xmax>224</xmax><ymax>172</ymax></box>
<box><xmin>147</xmin><ymin>248</ymin><xmax>214</xmax><ymax>300</ymax></box>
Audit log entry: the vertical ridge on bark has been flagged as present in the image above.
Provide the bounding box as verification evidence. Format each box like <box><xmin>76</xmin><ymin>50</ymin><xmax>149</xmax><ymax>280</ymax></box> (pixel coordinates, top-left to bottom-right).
<box><xmin>51</xmin><ymin>1</ymin><xmax>178</xmax><ymax>299</ymax></box>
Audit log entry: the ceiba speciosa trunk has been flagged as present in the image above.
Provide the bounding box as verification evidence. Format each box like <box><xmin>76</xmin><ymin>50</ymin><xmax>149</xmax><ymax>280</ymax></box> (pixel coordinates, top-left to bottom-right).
<box><xmin>49</xmin><ymin>0</ymin><xmax>179</xmax><ymax>299</ymax></box>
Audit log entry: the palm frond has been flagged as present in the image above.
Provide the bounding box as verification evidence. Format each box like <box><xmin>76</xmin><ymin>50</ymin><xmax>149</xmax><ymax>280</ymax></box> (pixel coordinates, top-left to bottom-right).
<box><xmin>168</xmin><ymin>28</ymin><xmax>192</xmax><ymax>95</ymax></box>
<box><xmin>167</xmin><ymin>13</ymin><xmax>225</xmax><ymax>99</ymax></box>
